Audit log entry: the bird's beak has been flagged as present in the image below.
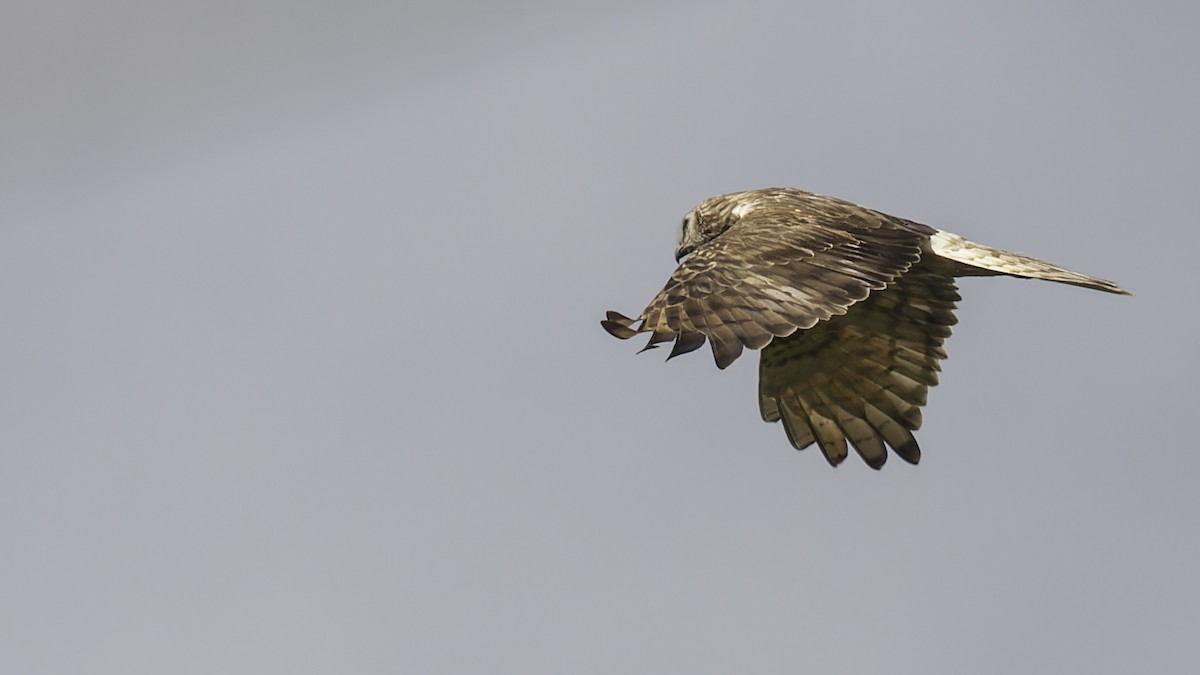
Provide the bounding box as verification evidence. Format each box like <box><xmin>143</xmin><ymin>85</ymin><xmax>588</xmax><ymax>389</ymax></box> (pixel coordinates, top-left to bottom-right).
<box><xmin>674</xmin><ymin>244</ymin><xmax>691</xmax><ymax>263</ymax></box>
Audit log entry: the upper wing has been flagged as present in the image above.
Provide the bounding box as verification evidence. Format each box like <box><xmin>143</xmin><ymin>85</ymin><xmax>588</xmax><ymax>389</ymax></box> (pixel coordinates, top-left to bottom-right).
<box><xmin>757</xmin><ymin>265</ymin><xmax>960</xmax><ymax>468</ymax></box>
<box><xmin>602</xmin><ymin>207</ymin><xmax>928</xmax><ymax>368</ymax></box>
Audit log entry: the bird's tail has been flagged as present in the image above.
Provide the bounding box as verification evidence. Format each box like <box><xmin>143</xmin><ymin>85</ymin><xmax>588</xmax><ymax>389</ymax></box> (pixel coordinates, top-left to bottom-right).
<box><xmin>929</xmin><ymin>231</ymin><xmax>1131</xmax><ymax>295</ymax></box>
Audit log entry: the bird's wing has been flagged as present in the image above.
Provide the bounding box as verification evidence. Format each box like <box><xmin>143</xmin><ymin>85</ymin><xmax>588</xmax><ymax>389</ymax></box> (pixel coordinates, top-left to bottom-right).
<box><xmin>602</xmin><ymin>208</ymin><xmax>927</xmax><ymax>369</ymax></box>
<box><xmin>757</xmin><ymin>265</ymin><xmax>960</xmax><ymax>468</ymax></box>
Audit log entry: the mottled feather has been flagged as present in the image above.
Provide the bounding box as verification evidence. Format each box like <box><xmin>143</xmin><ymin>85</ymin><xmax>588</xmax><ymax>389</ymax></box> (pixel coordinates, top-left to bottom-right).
<box><xmin>758</xmin><ymin>267</ymin><xmax>959</xmax><ymax>466</ymax></box>
<box><xmin>602</xmin><ymin>188</ymin><xmax>1129</xmax><ymax>468</ymax></box>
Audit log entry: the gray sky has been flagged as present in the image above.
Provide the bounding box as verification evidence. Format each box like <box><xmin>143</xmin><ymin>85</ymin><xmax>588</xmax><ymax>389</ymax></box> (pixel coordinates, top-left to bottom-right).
<box><xmin>3</xmin><ymin>1</ymin><xmax>1197</xmax><ymax>673</ymax></box>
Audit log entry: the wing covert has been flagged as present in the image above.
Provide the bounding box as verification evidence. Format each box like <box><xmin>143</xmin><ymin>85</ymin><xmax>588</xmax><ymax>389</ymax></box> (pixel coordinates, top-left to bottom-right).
<box><xmin>603</xmin><ymin>207</ymin><xmax>928</xmax><ymax>369</ymax></box>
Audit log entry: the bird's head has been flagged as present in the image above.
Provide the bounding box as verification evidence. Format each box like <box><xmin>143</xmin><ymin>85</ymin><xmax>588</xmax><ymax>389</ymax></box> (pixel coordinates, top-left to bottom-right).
<box><xmin>674</xmin><ymin>209</ymin><xmax>708</xmax><ymax>262</ymax></box>
<box><xmin>675</xmin><ymin>190</ymin><xmax>774</xmax><ymax>262</ymax></box>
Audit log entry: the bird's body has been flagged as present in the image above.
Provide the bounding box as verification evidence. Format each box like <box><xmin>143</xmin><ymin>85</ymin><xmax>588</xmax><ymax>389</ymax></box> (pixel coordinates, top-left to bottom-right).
<box><xmin>602</xmin><ymin>188</ymin><xmax>1128</xmax><ymax>469</ymax></box>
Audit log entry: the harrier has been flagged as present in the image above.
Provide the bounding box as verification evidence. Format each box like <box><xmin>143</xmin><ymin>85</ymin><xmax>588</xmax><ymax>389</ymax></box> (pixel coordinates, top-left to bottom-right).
<box><xmin>602</xmin><ymin>188</ymin><xmax>1129</xmax><ymax>469</ymax></box>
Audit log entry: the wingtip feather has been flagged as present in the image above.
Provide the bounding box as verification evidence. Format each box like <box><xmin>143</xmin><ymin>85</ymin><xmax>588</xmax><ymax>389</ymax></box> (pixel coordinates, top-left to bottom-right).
<box><xmin>601</xmin><ymin>319</ymin><xmax>639</xmax><ymax>339</ymax></box>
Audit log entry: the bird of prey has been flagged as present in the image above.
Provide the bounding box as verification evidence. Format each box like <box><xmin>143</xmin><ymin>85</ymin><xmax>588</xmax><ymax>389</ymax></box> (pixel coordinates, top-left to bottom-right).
<box><xmin>602</xmin><ymin>188</ymin><xmax>1129</xmax><ymax>469</ymax></box>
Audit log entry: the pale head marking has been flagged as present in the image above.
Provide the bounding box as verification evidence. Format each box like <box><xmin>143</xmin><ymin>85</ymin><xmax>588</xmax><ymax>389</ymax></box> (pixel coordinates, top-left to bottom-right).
<box><xmin>731</xmin><ymin>200</ymin><xmax>756</xmax><ymax>219</ymax></box>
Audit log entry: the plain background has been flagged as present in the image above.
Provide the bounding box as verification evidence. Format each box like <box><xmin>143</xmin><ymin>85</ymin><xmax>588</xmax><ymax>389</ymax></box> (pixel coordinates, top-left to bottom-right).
<box><xmin>3</xmin><ymin>1</ymin><xmax>1197</xmax><ymax>673</ymax></box>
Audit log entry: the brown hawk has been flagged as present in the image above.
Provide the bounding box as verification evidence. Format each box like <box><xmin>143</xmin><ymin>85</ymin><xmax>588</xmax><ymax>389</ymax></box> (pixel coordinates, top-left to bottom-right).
<box><xmin>602</xmin><ymin>188</ymin><xmax>1129</xmax><ymax>469</ymax></box>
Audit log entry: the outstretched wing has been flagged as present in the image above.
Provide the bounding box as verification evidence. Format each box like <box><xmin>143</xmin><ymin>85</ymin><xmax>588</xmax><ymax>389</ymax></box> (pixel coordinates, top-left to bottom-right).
<box><xmin>603</xmin><ymin>207</ymin><xmax>928</xmax><ymax>368</ymax></box>
<box><xmin>757</xmin><ymin>265</ymin><xmax>960</xmax><ymax>468</ymax></box>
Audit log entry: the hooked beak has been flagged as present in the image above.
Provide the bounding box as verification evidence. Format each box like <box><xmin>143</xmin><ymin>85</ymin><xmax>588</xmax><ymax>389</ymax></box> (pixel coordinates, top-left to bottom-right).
<box><xmin>674</xmin><ymin>243</ymin><xmax>693</xmax><ymax>263</ymax></box>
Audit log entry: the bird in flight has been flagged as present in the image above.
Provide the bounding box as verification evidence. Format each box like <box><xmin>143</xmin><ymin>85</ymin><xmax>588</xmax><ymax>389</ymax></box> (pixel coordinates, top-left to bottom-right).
<box><xmin>602</xmin><ymin>188</ymin><xmax>1129</xmax><ymax>469</ymax></box>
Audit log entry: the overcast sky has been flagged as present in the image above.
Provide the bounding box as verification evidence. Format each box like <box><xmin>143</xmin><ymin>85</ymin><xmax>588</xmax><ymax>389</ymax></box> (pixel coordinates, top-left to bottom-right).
<box><xmin>3</xmin><ymin>1</ymin><xmax>1198</xmax><ymax>673</ymax></box>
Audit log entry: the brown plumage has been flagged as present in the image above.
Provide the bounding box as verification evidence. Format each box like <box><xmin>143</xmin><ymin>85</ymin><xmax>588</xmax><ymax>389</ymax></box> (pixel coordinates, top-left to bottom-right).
<box><xmin>602</xmin><ymin>188</ymin><xmax>1130</xmax><ymax>469</ymax></box>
